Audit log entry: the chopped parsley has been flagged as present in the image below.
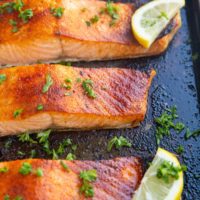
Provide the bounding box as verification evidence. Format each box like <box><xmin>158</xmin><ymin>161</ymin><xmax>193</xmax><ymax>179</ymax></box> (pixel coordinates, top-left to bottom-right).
<box><xmin>0</xmin><ymin>166</ymin><xmax>9</xmax><ymax>173</ymax></box>
<box><xmin>63</xmin><ymin>83</ymin><xmax>72</xmax><ymax>90</ymax></box>
<box><xmin>19</xmin><ymin>162</ymin><xmax>32</xmax><ymax>175</ymax></box>
<box><xmin>30</xmin><ymin>149</ymin><xmax>37</xmax><ymax>158</ymax></box>
<box><xmin>37</xmin><ymin>104</ymin><xmax>44</xmax><ymax>111</ymax></box>
<box><xmin>157</xmin><ymin>161</ymin><xmax>187</xmax><ymax>183</ymax></box>
<box><xmin>82</xmin><ymin>79</ymin><xmax>96</xmax><ymax>98</ymax></box>
<box><xmin>52</xmin><ymin>149</ymin><xmax>59</xmax><ymax>160</ymax></box>
<box><xmin>37</xmin><ymin>129</ymin><xmax>51</xmax><ymax>143</ymax></box>
<box><xmin>100</xmin><ymin>0</ymin><xmax>119</xmax><ymax>26</ymax></box>
<box><xmin>60</xmin><ymin>160</ymin><xmax>70</xmax><ymax>171</ymax></box>
<box><xmin>9</xmin><ymin>19</ymin><xmax>18</xmax><ymax>32</ymax></box>
<box><xmin>18</xmin><ymin>133</ymin><xmax>37</xmax><ymax>144</ymax></box>
<box><xmin>66</xmin><ymin>153</ymin><xmax>76</xmax><ymax>160</ymax></box>
<box><xmin>14</xmin><ymin>196</ymin><xmax>23</xmax><ymax>200</ymax></box>
<box><xmin>50</xmin><ymin>7</ymin><xmax>65</xmax><ymax>18</ymax></box>
<box><xmin>85</xmin><ymin>15</ymin><xmax>99</xmax><ymax>26</ymax></box>
<box><xmin>107</xmin><ymin>136</ymin><xmax>132</xmax><ymax>152</ymax></box>
<box><xmin>4</xmin><ymin>139</ymin><xmax>12</xmax><ymax>149</ymax></box>
<box><xmin>4</xmin><ymin>195</ymin><xmax>10</xmax><ymax>200</ymax></box>
<box><xmin>1</xmin><ymin>0</ymin><xmax>33</xmax><ymax>32</ymax></box>
<box><xmin>17</xmin><ymin>150</ymin><xmax>25</xmax><ymax>156</ymax></box>
<box><xmin>19</xmin><ymin>9</ymin><xmax>33</xmax><ymax>23</ymax></box>
<box><xmin>176</xmin><ymin>145</ymin><xmax>184</xmax><ymax>154</ymax></box>
<box><xmin>42</xmin><ymin>74</ymin><xmax>53</xmax><ymax>93</ymax></box>
<box><xmin>0</xmin><ymin>74</ymin><xmax>6</xmax><ymax>84</ymax></box>
<box><xmin>56</xmin><ymin>138</ymin><xmax>72</xmax><ymax>155</ymax></box>
<box><xmin>13</xmin><ymin>108</ymin><xmax>23</xmax><ymax>118</ymax></box>
<box><xmin>80</xmin><ymin>169</ymin><xmax>97</xmax><ymax>197</ymax></box>
<box><xmin>155</xmin><ymin>106</ymin><xmax>185</xmax><ymax>145</ymax></box>
<box><xmin>185</xmin><ymin>128</ymin><xmax>200</xmax><ymax>139</ymax></box>
<box><xmin>35</xmin><ymin>168</ymin><xmax>43</xmax><ymax>177</ymax></box>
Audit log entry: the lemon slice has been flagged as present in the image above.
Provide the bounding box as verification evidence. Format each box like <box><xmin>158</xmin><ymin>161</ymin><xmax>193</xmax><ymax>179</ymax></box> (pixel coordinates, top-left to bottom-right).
<box><xmin>132</xmin><ymin>0</ymin><xmax>185</xmax><ymax>48</ymax></box>
<box><xmin>133</xmin><ymin>148</ymin><xmax>184</xmax><ymax>200</ymax></box>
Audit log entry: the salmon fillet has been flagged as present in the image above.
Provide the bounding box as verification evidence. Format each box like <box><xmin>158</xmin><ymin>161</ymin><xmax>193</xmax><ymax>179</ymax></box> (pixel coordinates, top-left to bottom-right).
<box><xmin>0</xmin><ymin>157</ymin><xmax>142</xmax><ymax>200</ymax></box>
<box><xmin>0</xmin><ymin>0</ymin><xmax>182</xmax><ymax>66</ymax></box>
<box><xmin>0</xmin><ymin>64</ymin><xmax>156</xmax><ymax>136</ymax></box>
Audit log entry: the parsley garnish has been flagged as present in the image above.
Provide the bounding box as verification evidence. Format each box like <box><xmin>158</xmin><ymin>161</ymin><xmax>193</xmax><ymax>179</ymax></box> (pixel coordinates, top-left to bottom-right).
<box><xmin>57</xmin><ymin>139</ymin><xmax>72</xmax><ymax>155</ymax></box>
<box><xmin>100</xmin><ymin>0</ymin><xmax>119</xmax><ymax>26</ymax></box>
<box><xmin>82</xmin><ymin>79</ymin><xmax>96</xmax><ymax>98</ymax></box>
<box><xmin>0</xmin><ymin>166</ymin><xmax>9</xmax><ymax>173</ymax></box>
<box><xmin>0</xmin><ymin>74</ymin><xmax>6</xmax><ymax>84</ymax></box>
<box><xmin>60</xmin><ymin>160</ymin><xmax>70</xmax><ymax>171</ymax></box>
<box><xmin>107</xmin><ymin>136</ymin><xmax>132</xmax><ymax>152</ymax></box>
<box><xmin>52</xmin><ymin>149</ymin><xmax>59</xmax><ymax>160</ymax></box>
<box><xmin>4</xmin><ymin>195</ymin><xmax>10</xmax><ymax>200</ymax></box>
<box><xmin>19</xmin><ymin>9</ymin><xmax>33</xmax><ymax>23</ymax></box>
<box><xmin>19</xmin><ymin>162</ymin><xmax>32</xmax><ymax>175</ymax></box>
<box><xmin>9</xmin><ymin>19</ymin><xmax>18</xmax><ymax>32</ymax></box>
<box><xmin>80</xmin><ymin>169</ymin><xmax>97</xmax><ymax>197</ymax></box>
<box><xmin>14</xmin><ymin>196</ymin><xmax>23</xmax><ymax>200</ymax></box>
<box><xmin>66</xmin><ymin>153</ymin><xmax>76</xmax><ymax>160</ymax></box>
<box><xmin>18</xmin><ymin>133</ymin><xmax>37</xmax><ymax>144</ymax></box>
<box><xmin>185</xmin><ymin>128</ymin><xmax>200</xmax><ymax>139</ymax></box>
<box><xmin>176</xmin><ymin>145</ymin><xmax>184</xmax><ymax>154</ymax></box>
<box><xmin>37</xmin><ymin>104</ymin><xmax>44</xmax><ymax>111</ymax></box>
<box><xmin>157</xmin><ymin>161</ymin><xmax>187</xmax><ymax>183</ymax></box>
<box><xmin>17</xmin><ymin>150</ymin><xmax>25</xmax><ymax>156</ymax></box>
<box><xmin>86</xmin><ymin>15</ymin><xmax>99</xmax><ymax>26</ymax></box>
<box><xmin>35</xmin><ymin>168</ymin><xmax>43</xmax><ymax>177</ymax></box>
<box><xmin>155</xmin><ymin>106</ymin><xmax>185</xmax><ymax>145</ymax></box>
<box><xmin>30</xmin><ymin>149</ymin><xmax>37</xmax><ymax>158</ymax></box>
<box><xmin>13</xmin><ymin>108</ymin><xmax>23</xmax><ymax>118</ymax></box>
<box><xmin>50</xmin><ymin>7</ymin><xmax>65</xmax><ymax>18</ymax></box>
<box><xmin>42</xmin><ymin>74</ymin><xmax>53</xmax><ymax>93</ymax></box>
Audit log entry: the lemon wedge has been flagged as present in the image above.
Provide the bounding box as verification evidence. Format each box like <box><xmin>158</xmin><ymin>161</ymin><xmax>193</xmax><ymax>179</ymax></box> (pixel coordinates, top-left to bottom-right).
<box><xmin>132</xmin><ymin>0</ymin><xmax>185</xmax><ymax>48</ymax></box>
<box><xmin>133</xmin><ymin>148</ymin><xmax>184</xmax><ymax>200</ymax></box>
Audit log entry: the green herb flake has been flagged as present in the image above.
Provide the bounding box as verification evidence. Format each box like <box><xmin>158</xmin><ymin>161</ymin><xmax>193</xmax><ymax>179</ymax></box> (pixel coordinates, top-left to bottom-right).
<box><xmin>17</xmin><ymin>150</ymin><xmax>25</xmax><ymax>156</ymax></box>
<box><xmin>107</xmin><ymin>136</ymin><xmax>132</xmax><ymax>152</ymax></box>
<box><xmin>56</xmin><ymin>138</ymin><xmax>72</xmax><ymax>155</ymax></box>
<box><xmin>176</xmin><ymin>145</ymin><xmax>184</xmax><ymax>154</ymax></box>
<box><xmin>35</xmin><ymin>168</ymin><xmax>43</xmax><ymax>177</ymax></box>
<box><xmin>37</xmin><ymin>129</ymin><xmax>51</xmax><ymax>144</ymax></box>
<box><xmin>18</xmin><ymin>133</ymin><xmax>37</xmax><ymax>144</ymax></box>
<box><xmin>76</xmin><ymin>78</ymin><xmax>82</xmax><ymax>83</ymax></box>
<box><xmin>4</xmin><ymin>194</ymin><xmax>10</xmax><ymax>200</ymax></box>
<box><xmin>90</xmin><ymin>15</ymin><xmax>99</xmax><ymax>24</ymax></box>
<box><xmin>19</xmin><ymin>9</ymin><xmax>33</xmax><ymax>23</ymax></box>
<box><xmin>157</xmin><ymin>161</ymin><xmax>186</xmax><ymax>183</ymax></box>
<box><xmin>66</xmin><ymin>153</ymin><xmax>76</xmax><ymax>160</ymax></box>
<box><xmin>155</xmin><ymin>106</ymin><xmax>185</xmax><ymax>145</ymax></box>
<box><xmin>13</xmin><ymin>109</ymin><xmax>23</xmax><ymax>118</ymax></box>
<box><xmin>0</xmin><ymin>74</ymin><xmax>7</xmax><ymax>84</ymax></box>
<box><xmin>65</xmin><ymin>78</ymin><xmax>72</xmax><ymax>83</ymax></box>
<box><xmin>37</xmin><ymin>104</ymin><xmax>44</xmax><ymax>111</ymax></box>
<box><xmin>80</xmin><ymin>169</ymin><xmax>97</xmax><ymax>197</ymax></box>
<box><xmin>60</xmin><ymin>160</ymin><xmax>70</xmax><ymax>171</ymax></box>
<box><xmin>185</xmin><ymin>128</ymin><xmax>200</xmax><ymax>140</ymax></box>
<box><xmin>52</xmin><ymin>149</ymin><xmax>59</xmax><ymax>160</ymax></box>
<box><xmin>14</xmin><ymin>196</ymin><xmax>23</xmax><ymax>200</ymax></box>
<box><xmin>85</xmin><ymin>21</ymin><xmax>91</xmax><ymax>27</ymax></box>
<box><xmin>42</xmin><ymin>74</ymin><xmax>53</xmax><ymax>93</ymax></box>
<box><xmin>30</xmin><ymin>149</ymin><xmax>37</xmax><ymax>158</ymax></box>
<box><xmin>63</xmin><ymin>83</ymin><xmax>72</xmax><ymax>90</ymax></box>
<box><xmin>4</xmin><ymin>139</ymin><xmax>12</xmax><ymax>149</ymax></box>
<box><xmin>19</xmin><ymin>162</ymin><xmax>32</xmax><ymax>175</ymax></box>
<box><xmin>0</xmin><ymin>166</ymin><xmax>9</xmax><ymax>173</ymax></box>
<box><xmin>50</xmin><ymin>7</ymin><xmax>65</xmax><ymax>18</ymax></box>
<box><xmin>82</xmin><ymin>79</ymin><xmax>96</xmax><ymax>98</ymax></box>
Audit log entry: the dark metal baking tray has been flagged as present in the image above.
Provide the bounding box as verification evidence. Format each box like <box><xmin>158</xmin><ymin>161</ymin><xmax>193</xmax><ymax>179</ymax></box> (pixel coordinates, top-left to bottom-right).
<box><xmin>0</xmin><ymin>0</ymin><xmax>199</xmax><ymax>199</ymax></box>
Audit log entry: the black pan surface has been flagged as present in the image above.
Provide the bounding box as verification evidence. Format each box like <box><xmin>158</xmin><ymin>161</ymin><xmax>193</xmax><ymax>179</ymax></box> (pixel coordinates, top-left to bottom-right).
<box><xmin>0</xmin><ymin>0</ymin><xmax>199</xmax><ymax>199</ymax></box>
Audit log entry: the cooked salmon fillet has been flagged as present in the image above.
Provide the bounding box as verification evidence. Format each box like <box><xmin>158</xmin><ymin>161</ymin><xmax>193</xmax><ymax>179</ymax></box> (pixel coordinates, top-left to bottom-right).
<box><xmin>0</xmin><ymin>64</ymin><xmax>156</xmax><ymax>136</ymax></box>
<box><xmin>0</xmin><ymin>0</ymin><xmax>182</xmax><ymax>66</ymax></box>
<box><xmin>0</xmin><ymin>157</ymin><xmax>142</xmax><ymax>200</ymax></box>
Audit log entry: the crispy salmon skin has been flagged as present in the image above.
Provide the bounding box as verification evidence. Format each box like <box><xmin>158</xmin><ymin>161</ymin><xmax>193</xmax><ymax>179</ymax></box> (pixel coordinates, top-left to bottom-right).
<box><xmin>0</xmin><ymin>64</ymin><xmax>156</xmax><ymax>136</ymax></box>
<box><xmin>0</xmin><ymin>0</ymin><xmax>182</xmax><ymax>66</ymax></box>
<box><xmin>0</xmin><ymin>157</ymin><xmax>142</xmax><ymax>200</ymax></box>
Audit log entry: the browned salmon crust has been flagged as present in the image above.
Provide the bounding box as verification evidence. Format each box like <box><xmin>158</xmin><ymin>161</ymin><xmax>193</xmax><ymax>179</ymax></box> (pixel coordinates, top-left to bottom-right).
<box><xmin>0</xmin><ymin>64</ymin><xmax>156</xmax><ymax>136</ymax></box>
<box><xmin>0</xmin><ymin>0</ymin><xmax>182</xmax><ymax>66</ymax></box>
<box><xmin>0</xmin><ymin>157</ymin><xmax>142</xmax><ymax>200</ymax></box>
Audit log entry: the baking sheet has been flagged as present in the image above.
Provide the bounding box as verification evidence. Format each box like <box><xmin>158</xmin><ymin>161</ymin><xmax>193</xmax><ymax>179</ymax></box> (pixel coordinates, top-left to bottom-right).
<box><xmin>0</xmin><ymin>0</ymin><xmax>199</xmax><ymax>199</ymax></box>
